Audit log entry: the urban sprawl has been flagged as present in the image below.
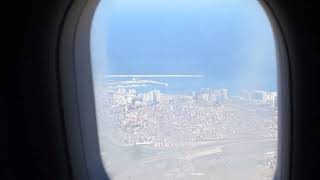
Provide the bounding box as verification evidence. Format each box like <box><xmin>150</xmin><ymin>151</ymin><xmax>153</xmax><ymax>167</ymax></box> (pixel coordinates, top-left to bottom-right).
<box><xmin>94</xmin><ymin>79</ymin><xmax>278</xmax><ymax>180</ymax></box>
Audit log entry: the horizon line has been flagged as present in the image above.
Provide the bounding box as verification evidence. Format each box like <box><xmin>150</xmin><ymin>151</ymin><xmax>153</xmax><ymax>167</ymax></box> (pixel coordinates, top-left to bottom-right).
<box><xmin>104</xmin><ymin>74</ymin><xmax>205</xmax><ymax>78</ymax></box>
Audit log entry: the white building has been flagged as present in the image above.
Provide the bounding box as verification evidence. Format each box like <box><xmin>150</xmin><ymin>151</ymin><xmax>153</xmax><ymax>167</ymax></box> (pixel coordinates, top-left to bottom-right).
<box><xmin>240</xmin><ymin>89</ymin><xmax>277</xmax><ymax>106</ymax></box>
<box><xmin>221</xmin><ymin>89</ymin><xmax>228</xmax><ymax>100</ymax></box>
<box><xmin>196</xmin><ymin>88</ymin><xmax>228</xmax><ymax>104</ymax></box>
<box><xmin>112</xmin><ymin>88</ymin><xmax>138</xmax><ymax>105</ymax></box>
<box><xmin>117</xmin><ymin>88</ymin><xmax>126</xmax><ymax>94</ymax></box>
<box><xmin>250</xmin><ymin>90</ymin><xmax>267</xmax><ymax>101</ymax></box>
<box><xmin>113</xmin><ymin>92</ymin><xmax>127</xmax><ymax>105</ymax></box>
<box><xmin>142</xmin><ymin>92</ymin><xmax>152</xmax><ymax>102</ymax></box>
<box><xmin>266</xmin><ymin>92</ymin><xmax>278</xmax><ymax>107</ymax></box>
<box><xmin>142</xmin><ymin>90</ymin><xmax>161</xmax><ymax>103</ymax></box>
<box><xmin>128</xmin><ymin>89</ymin><xmax>137</xmax><ymax>95</ymax></box>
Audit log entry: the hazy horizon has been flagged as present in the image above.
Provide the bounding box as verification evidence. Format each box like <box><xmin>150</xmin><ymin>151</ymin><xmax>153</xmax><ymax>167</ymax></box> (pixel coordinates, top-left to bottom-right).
<box><xmin>91</xmin><ymin>0</ymin><xmax>277</xmax><ymax>94</ymax></box>
<box><xmin>90</xmin><ymin>1</ymin><xmax>278</xmax><ymax>179</ymax></box>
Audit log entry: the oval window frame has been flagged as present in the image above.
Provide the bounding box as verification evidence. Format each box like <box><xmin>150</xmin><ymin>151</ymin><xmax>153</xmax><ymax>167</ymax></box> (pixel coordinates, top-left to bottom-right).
<box><xmin>59</xmin><ymin>0</ymin><xmax>292</xmax><ymax>180</ymax></box>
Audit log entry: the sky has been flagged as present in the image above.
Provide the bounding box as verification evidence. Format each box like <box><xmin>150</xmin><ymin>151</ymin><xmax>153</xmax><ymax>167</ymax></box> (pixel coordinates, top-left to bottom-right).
<box><xmin>90</xmin><ymin>0</ymin><xmax>277</xmax><ymax>94</ymax></box>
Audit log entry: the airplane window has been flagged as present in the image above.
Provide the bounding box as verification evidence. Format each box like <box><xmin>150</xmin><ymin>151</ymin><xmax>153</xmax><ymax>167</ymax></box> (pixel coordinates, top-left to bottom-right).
<box><xmin>90</xmin><ymin>0</ymin><xmax>278</xmax><ymax>179</ymax></box>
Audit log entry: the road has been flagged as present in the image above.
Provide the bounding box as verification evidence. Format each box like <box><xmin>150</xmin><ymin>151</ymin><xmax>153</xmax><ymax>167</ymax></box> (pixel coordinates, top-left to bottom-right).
<box><xmin>113</xmin><ymin>137</ymin><xmax>277</xmax><ymax>180</ymax></box>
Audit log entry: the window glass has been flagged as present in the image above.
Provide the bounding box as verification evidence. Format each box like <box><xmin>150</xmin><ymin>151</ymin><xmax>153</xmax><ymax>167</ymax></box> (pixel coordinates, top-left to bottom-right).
<box><xmin>91</xmin><ymin>0</ymin><xmax>278</xmax><ymax>179</ymax></box>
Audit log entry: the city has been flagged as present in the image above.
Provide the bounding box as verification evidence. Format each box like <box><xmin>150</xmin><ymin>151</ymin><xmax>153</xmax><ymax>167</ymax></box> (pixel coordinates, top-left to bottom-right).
<box><xmin>94</xmin><ymin>78</ymin><xmax>278</xmax><ymax>180</ymax></box>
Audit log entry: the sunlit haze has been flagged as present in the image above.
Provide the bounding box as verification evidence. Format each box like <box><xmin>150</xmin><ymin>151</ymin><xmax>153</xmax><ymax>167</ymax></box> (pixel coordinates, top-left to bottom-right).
<box><xmin>91</xmin><ymin>0</ymin><xmax>278</xmax><ymax>179</ymax></box>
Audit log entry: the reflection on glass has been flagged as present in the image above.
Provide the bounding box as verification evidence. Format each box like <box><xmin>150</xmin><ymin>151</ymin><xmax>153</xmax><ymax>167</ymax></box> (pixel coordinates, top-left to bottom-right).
<box><xmin>91</xmin><ymin>0</ymin><xmax>278</xmax><ymax>180</ymax></box>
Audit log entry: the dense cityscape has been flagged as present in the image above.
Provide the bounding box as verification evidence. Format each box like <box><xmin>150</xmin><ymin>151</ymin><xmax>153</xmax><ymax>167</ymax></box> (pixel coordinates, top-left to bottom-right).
<box><xmin>94</xmin><ymin>78</ymin><xmax>278</xmax><ymax>180</ymax></box>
